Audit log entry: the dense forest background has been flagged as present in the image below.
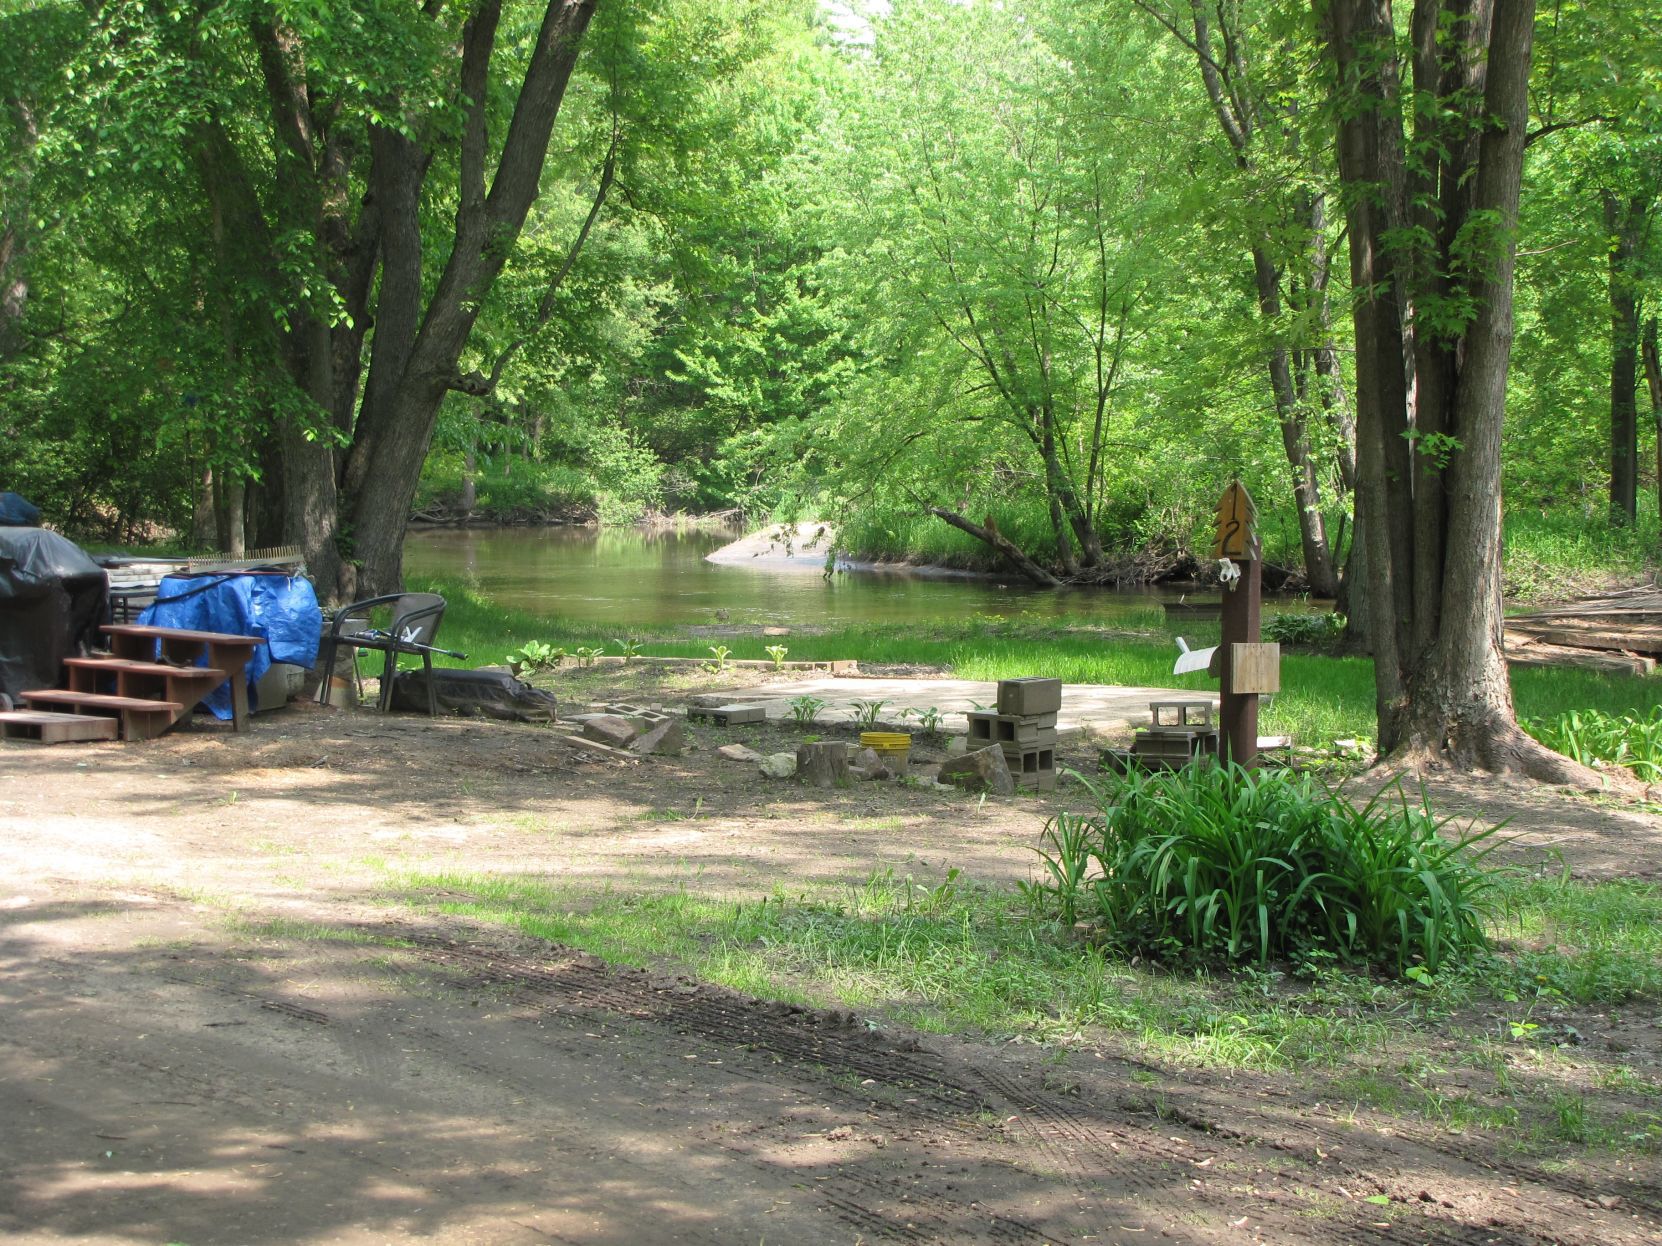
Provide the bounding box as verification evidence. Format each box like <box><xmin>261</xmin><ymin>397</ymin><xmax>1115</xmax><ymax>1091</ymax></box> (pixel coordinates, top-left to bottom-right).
<box><xmin>2</xmin><ymin>0</ymin><xmax>1658</xmax><ymax>594</ymax></box>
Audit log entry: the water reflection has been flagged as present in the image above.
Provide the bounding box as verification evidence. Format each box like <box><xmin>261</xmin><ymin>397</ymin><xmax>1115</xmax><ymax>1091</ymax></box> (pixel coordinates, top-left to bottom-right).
<box><xmin>404</xmin><ymin>526</ymin><xmax>1202</xmax><ymax>630</ymax></box>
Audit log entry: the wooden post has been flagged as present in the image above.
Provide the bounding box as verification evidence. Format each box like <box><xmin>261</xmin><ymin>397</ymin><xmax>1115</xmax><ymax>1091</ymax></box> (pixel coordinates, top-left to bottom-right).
<box><xmin>1213</xmin><ymin>482</ymin><xmax>1262</xmax><ymax>769</ymax></box>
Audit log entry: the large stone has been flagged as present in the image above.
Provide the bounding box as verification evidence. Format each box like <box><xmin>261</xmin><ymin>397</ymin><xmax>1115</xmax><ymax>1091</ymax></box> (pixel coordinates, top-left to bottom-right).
<box><xmin>938</xmin><ymin>744</ymin><xmax>1015</xmax><ymax>795</ymax></box>
<box><xmin>717</xmin><ymin>743</ymin><xmax>764</xmax><ymax>763</ymax></box>
<box><xmin>849</xmin><ymin>746</ymin><xmax>891</xmax><ymax>781</ymax></box>
<box><xmin>629</xmin><ymin>719</ymin><xmax>685</xmax><ymax>755</ymax></box>
<box><xmin>796</xmin><ymin>740</ymin><xmax>850</xmax><ymax>788</ymax></box>
<box><xmin>582</xmin><ymin>714</ymin><xmax>639</xmax><ymax>747</ymax></box>
<box><xmin>759</xmin><ymin>752</ymin><xmax>797</xmax><ymax>779</ymax></box>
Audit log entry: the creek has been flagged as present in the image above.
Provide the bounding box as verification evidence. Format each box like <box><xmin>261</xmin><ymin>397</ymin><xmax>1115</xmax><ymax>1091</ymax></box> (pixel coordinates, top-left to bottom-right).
<box><xmin>402</xmin><ymin>526</ymin><xmax>1206</xmax><ymax>630</ymax></box>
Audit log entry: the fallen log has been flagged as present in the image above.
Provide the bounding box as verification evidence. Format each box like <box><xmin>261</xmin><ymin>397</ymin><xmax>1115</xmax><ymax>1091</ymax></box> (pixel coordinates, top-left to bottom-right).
<box><xmin>1503</xmin><ymin>633</ymin><xmax>1656</xmax><ymax>676</ymax></box>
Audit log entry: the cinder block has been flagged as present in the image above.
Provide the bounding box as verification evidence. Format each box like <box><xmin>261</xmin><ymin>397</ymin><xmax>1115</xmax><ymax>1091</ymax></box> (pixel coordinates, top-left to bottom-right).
<box><xmin>686</xmin><ymin>703</ymin><xmax>766</xmax><ymax>726</ymax></box>
<box><xmin>967</xmin><ymin>710</ymin><xmax>1057</xmax><ymax>743</ymax></box>
<box><xmin>999</xmin><ymin>744</ymin><xmax>1055</xmax><ymax>776</ymax></box>
<box><xmin>1131</xmin><ymin>728</ymin><xmax>1217</xmax><ymax>761</ymax></box>
<box><xmin>1014</xmin><ymin>768</ymin><xmax>1058</xmax><ymax>792</ymax></box>
<box><xmin>1150</xmin><ymin>700</ymin><xmax>1213</xmax><ymax>730</ymax></box>
<box><xmin>996</xmin><ymin>677</ymin><xmax>1062</xmax><ymax>718</ymax></box>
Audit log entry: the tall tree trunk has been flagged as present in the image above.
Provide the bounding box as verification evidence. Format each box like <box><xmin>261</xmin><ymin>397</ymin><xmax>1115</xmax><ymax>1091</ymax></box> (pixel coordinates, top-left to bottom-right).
<box><xmin>1320</xmin><ymin>0</ymin><xmax>1601</xmax><ymax>784</ymax></box>
<box><xmin>191</xmin><ymin>465</ymin><xmax>217</xmax><ymax>551</ymax></box>
<box><xmin>1644</xmin><ymin>316</ymin><xmax>1662</xmax><ymax>528</ymax></box>
<box><xmin>1604</xmin><ymin>190</ymin><xmax>1644</xmax><ymax>526</ymax></box>
<box><xmin>213</xmin><ymin>470</ymin><xmax>246</xmax><ymax>557</ymax></box>
<box><xmin>0</xmin><ymin>97</ymin><xmax>33</xmax><ymax>362</ymax></box>
<box><xmin>335</xmin><ymin>0</ymin><xmax>598</xmax><ymax>598</ymax></box>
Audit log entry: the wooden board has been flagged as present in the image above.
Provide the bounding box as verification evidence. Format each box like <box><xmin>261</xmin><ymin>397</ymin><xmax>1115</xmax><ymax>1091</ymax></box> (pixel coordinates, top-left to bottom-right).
<box><xmin>1503</xmin><ymin>633</ymin><xmax>1656</xmax><ymax>676</ymax></box>
<box><xmin>1507</xmin><ymin>620</ymin><xmax>1662</xmax><ymax>657</ymax></box>
<box><xmin>1229</xmin><ymin>642</ymin><xmax>1281</xmax><ymax>694</ymax></box>
<box><xmin>0</xmin><ymin>710</ymin><xmax>120</xmax><ymax>744</ymax></box>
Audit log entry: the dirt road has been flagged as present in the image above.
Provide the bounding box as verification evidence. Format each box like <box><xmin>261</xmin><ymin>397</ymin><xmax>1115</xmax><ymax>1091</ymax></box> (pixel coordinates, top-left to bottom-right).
<box><xmin>3</xmin><ymin>704</ymin><xmax>1659</xmax><ymax>1244</ymax></box>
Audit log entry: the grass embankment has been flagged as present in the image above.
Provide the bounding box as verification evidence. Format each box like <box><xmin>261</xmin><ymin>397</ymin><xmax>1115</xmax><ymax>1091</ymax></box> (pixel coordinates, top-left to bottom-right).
<box><xmin>419</xmin><ymin>573</ymin><xmax>1661</xmax><ymax>750</ymax></box>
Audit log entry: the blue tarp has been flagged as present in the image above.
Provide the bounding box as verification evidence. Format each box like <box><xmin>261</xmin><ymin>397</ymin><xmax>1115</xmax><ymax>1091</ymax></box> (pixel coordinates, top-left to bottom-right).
<box><xmin>0</xmin><ymin>492</ymin><xmax>41</xmax><ymax>526</ymax></box>
<box><xmin>137</xmin><ymin>572</ymin><xmax>321</xmax><ymax>719</ymax></box>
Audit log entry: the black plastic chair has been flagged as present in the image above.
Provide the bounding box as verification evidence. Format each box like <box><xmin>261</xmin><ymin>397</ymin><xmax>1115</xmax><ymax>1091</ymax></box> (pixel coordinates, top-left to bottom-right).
<box><xmin>316</xmin><ymin>593</ymin><xmax>447</xmax><ymax>714</ymax></box>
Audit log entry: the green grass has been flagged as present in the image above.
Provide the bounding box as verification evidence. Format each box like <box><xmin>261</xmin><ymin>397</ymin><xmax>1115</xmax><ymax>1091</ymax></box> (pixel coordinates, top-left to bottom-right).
<box><xmin>418</xmin><ymin>573</ymin><xmax>1659</xmax><ymax>750</ymax></box>
<box><xmin>1523</xmin><ymin>706</ymin><xmax>1662</xmax><ymax>783</ymax></box>
<box><xmin>383</xmin><ymin>862</ymin><xmax>1662</xmax><ymax>1074</ymax></box>
<box><xmin>1503</xmin><ymin>508</ymin><xmax>1660</xmax><ymax>602</ymax></box>
<box><xmin>1498</xmin><ymin>877</ymin><xmax>1662</xmax><ymax>1004</ymax></box>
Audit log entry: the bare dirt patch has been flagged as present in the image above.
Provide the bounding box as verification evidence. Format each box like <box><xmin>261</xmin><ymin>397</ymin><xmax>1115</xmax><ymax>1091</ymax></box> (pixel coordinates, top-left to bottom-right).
<box><xmin>3</xmin><ymin>680</ymin><xmax>1660</xmax><ymax>1244</ymax></box>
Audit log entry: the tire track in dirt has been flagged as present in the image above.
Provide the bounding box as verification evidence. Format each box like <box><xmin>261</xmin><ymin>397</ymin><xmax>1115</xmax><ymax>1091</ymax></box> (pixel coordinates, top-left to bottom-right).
<box><xmin>399</xmin><ymin>931</ymin><xmax>1660</xmax><ymax>1246</ymax></box>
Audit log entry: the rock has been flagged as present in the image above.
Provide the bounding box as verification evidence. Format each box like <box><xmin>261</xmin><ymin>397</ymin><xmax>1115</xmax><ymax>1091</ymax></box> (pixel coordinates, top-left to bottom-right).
<box><xmin>849</xmin><ymin>747</ymin><xmax>891</xmax><ymax>781</ymax></box>
<box><xmin>717</xmin><ymin>743</ymin><xmax>764</xmax><ymax>763</ymax></box>
<box><xmin>582</xmin><ymin>714</ymin><xmax>639</xmax><ymax>747</ymax></box>
<box><xmin>629</xmin><ymin>719</ymin><xmax>685</xmax><ymax>755</ymax></box>
<box><xmin>938</xmin><ymin>744</ymin><xmax>1015</xmax><ymax>795</ymax></box>
<box><xmin>759</xmin><ymin>752</ymin><xmax>797</xmax><ymax>779</ymax></box>
<box><xmin>762</xmin><ymin>626</ymin><xmax>791</xmax><ymax>637</ymax></box>
<box><xmin>796</xmin><ymin>740</ymin><xmax>850</xmax><ymax>787</ymax></box>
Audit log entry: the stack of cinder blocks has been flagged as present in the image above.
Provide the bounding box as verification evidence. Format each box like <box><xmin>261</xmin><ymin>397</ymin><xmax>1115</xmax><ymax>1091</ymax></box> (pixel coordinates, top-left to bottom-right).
<box><xmin>967</xmin><ymin>677</ymin><xmax>1060</xmax><ymax>791</ymax></box>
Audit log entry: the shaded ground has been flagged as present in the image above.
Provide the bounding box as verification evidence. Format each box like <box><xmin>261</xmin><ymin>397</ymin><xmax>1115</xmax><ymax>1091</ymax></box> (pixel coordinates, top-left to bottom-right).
<box><xmin>3</xmin><ymin>668</ymin><xmax>1660</xmax><ymax>1244</ymax></box>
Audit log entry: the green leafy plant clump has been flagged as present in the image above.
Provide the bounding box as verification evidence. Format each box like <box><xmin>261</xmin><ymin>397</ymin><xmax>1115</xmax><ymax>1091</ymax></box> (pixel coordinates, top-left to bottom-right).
<box><xmin>505</xmin><ymin>640</ymin><xmax>565</xmax><ymax>675</ymax></box>
<box><xmin>1263</xmin><ymin>611</ymin><xmax>1346</xmax><ymax>647</ymax></box>
<box><xmin>1026</xmin><ymin>765</ymin><xmax>1504</xmax><ymax>975</ymax></box>
<box><xmin>1523</xmin><ymin>707</ymin><xmax>1662</xmax><ymax>783</ymax></box>
<box><xmin>788</xmin><ymin>694</ymin><xmax>827</xmax><ymax>725</ymax></box>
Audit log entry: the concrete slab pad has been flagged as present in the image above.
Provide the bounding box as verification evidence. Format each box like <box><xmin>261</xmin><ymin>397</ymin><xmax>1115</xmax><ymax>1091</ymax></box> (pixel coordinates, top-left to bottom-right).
<box><xmin>700</xmin><ymin>676</ymin><xmax>1215</xmax><ymax>741</ymax></box>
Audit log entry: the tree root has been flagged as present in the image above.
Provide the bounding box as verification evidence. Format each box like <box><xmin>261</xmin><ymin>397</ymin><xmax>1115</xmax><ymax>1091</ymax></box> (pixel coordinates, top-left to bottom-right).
<box><xmin>1382</xmin><ymin>723</ymin><xmax>1648</xmax><ymax>799</ymax></box>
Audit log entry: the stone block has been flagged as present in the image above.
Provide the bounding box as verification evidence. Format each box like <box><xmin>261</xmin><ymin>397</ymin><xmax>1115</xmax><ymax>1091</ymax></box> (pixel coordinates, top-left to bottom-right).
<box><xmin>996</xmin><ymin>677</ymin><xmax>1062</xmax><ymax>718</ymax></box>
<box><xmin>582</xmin><ymin>714</ymin><xmax>639</xmax><ymax>747</ymax></box>
<box><xmin>629</xmin><ymin>719</ymin><xmax>685</xmax><ymax>755</ymax></box>
<box><xmin>938</xmin><ymin>744</ymin><xmax>1015</xmax><ymax>795</ymax></box>
<box><xmin>717</xmin><ymin>743</ymin><xmax>764</xmax><ymax>762</ymax></box>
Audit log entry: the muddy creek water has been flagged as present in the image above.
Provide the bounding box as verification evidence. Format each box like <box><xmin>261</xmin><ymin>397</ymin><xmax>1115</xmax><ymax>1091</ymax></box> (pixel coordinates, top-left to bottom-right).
<box><xmin>401</xmin><ymin>526</ymin><xmax>1210</xmax><ymax>630</ymax></box>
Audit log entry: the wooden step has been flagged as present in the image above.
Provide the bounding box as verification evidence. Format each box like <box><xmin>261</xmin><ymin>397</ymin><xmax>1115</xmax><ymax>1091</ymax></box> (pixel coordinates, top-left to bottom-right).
<box><xmin>102</xmin><ymin>624</ymin><xmax>264</xmax><ymax>647</ymax></box>
<box><xmin>20</xmin><ymin>690</ymin><xmax>187</xmax><ymax>742</ymax></box>
<box><xmin>65</xmin><ymin>657</ymin><xmax>228</xmax><ymax>680</ymax></box>
<box><xmin>0</xmin><ymin>710</ymin><xmax>121</xmax><ymax>744</ymax></box>
<box><xmin>21</xmin><ymin>690</ymin><xmax>185</xmax><ymax>713</ymax></box>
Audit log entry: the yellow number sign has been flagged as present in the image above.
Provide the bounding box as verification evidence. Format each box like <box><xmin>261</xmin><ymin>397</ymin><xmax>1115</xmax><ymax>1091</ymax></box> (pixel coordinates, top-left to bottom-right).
<box><xmin>1211</xmin><ymin>481</ymin><xmax>1257</xmax><ymax>560</ymax></box>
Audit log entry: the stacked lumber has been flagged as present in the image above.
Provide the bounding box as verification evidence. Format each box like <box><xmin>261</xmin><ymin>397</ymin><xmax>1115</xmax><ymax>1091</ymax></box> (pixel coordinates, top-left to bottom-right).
<box><xmin>1505</xmin><ymin>587</ymin><xmax>1662</xmax><ymax>676</ymax></box>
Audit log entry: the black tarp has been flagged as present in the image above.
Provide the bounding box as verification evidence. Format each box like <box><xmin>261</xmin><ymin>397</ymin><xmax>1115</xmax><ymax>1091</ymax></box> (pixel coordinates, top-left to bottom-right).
<box><xmin>390</xmin><ymin>667</ymin><xmax>557</xmax><ymax>721</ymax></box>
<box><xmin>0</xmin><ymin>528</ymin><xmax>109</xmax><ymax>700</ymax></box>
